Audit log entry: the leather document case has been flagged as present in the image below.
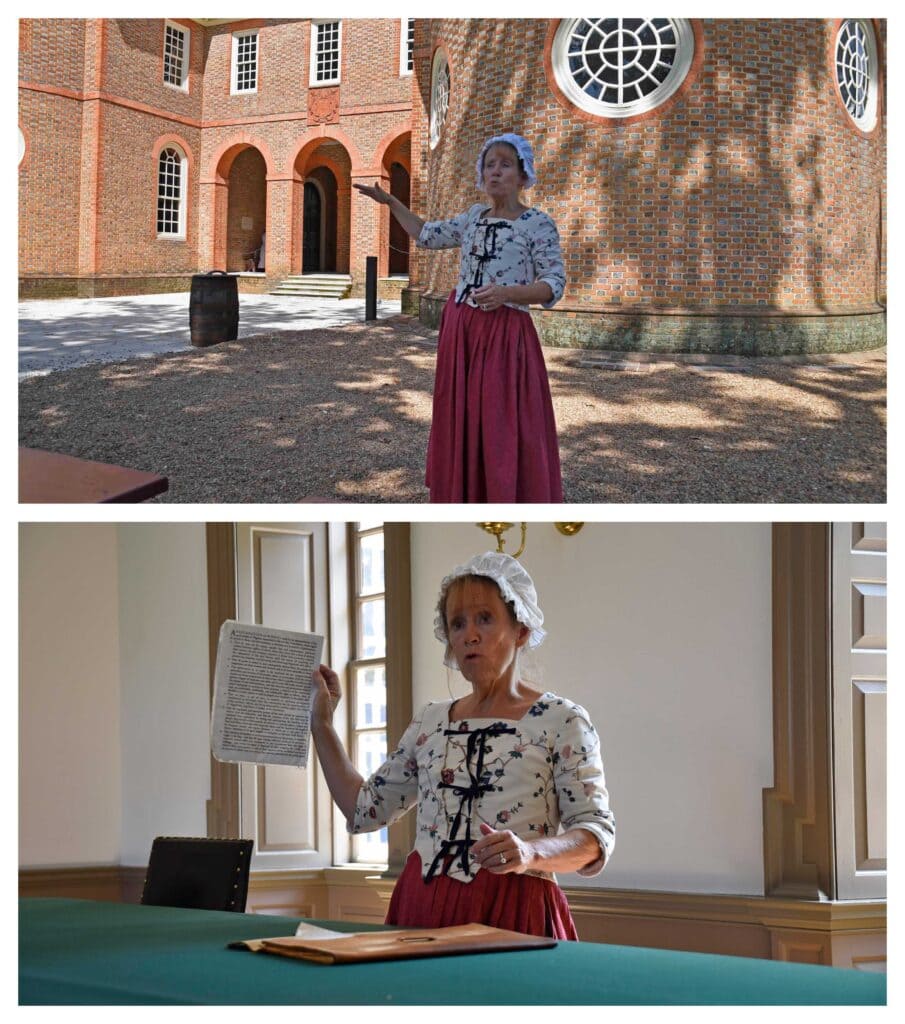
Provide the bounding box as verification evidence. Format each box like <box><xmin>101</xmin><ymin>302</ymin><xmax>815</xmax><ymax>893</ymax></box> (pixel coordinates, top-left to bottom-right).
<box><xmin>230</xmin><ymin>923</ymin><xmax>557</xmax><ymax>964</ymax></box>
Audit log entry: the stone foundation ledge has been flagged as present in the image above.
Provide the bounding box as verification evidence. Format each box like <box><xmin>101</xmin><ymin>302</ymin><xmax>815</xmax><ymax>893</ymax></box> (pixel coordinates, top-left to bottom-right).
<box><xmin>19</xmin><ymin>274</ymin><xmax>278</xmax><ymax>299</ymax></box>
<box><xmin>405</xmin><ymin>290</ymin><xmax>886</xmax><ymax>356</ymax></box>
<box><xmin>22</xmin><ymin>275</ymin><xmax>408</xmax><ymax>302</ymax></box>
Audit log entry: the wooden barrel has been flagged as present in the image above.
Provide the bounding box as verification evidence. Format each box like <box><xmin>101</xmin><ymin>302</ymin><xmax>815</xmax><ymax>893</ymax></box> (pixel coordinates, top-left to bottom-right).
<box><xmin>189</xmin><ymin>272</ymin><xmax>239</xmax><ymax>347</ymax></box>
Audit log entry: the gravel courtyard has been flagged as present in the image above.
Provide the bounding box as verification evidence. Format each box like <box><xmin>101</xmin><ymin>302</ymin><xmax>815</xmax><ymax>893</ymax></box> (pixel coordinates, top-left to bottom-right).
<box><xmin>18</xmin><ymin>317</ymin><xmax>886</xmax><ymax>504</ymax></box>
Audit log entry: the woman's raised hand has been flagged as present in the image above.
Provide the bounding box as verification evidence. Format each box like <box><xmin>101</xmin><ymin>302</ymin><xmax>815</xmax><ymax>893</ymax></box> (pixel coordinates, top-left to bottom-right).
<box><xmin>353</xmin><ymin>181</ymin><xmax>392</xmax><ymax>205</ymax></box>
<box><xmin>311</xmin><ymin>664</ymin><xmax>342</xmax><ymax>727</ymax></box>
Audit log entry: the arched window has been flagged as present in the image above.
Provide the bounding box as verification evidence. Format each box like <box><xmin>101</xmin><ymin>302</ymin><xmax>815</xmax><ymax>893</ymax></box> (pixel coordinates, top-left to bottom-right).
<box><xmin>834</xmin><ymin>20</ymin><xmax>879</xmax><ymax>132</ymax></box>
<box><xmin>429</xmin><ymin>49</ymin><xmax>450</xmax><ymax>150</ymax></box>
<box><xmin>551</xmin><ymin>18</ymin><xmax>694</xmax><ymax>119</ymax></box>
<box><xmin>157</xmin><ymin>146</ymin><xmax>187</xmax><ymax>238</ymax></box>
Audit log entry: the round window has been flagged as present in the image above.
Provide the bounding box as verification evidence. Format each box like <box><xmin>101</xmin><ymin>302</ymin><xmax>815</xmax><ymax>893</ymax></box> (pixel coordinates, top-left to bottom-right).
<box><xmin>835</xmin><ymin>20</ymin><xmax>878</xmax><ymax>132</ymax></box>
<box><xmin>552</xmin><ymin>18</ymin><xmax>694</xmax><ymax>119</ymax></box>
<box><xmin>430</xmin><ymin>49</ymin><xmax>450</xmax><ymax>150</ymax></box>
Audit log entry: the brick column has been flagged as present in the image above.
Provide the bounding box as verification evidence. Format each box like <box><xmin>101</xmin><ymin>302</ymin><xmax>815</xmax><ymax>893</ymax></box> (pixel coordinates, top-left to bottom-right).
<box><xmin>337</xmin><ymin>184</ymin><xmax>353</xmax><ymax>276</ymax></box>
<box><xmin>198</xmin><ymin>179</ymin><xmax>226</xmax><ymax>270</ymax></box>
<box><xmin>266</xmin><ymin>176</ymin><xmax>293</xmax><ymax>278</ymax></box>
<box><xmin>349</xmin><ymin>172</ymin><xmax>390</xmax><ymax>292</ymax></box>
<box><xmin>76</xmin><ymin>19</ymin><xmax>105</xmax><ymax>286</ymax></box>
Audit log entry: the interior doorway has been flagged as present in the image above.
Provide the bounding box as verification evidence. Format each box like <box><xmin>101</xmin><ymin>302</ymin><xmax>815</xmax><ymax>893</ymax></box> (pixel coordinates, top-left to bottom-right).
<box><xmin>303</xmin><ymin>182</ymin><xmax>323</xmax><ymax>272</ymax></box>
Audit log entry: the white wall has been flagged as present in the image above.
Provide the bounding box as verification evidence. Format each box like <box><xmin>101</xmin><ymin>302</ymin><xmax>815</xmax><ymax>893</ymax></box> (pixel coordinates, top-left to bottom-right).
<box><xmin>118</xmin><ymin>524</ymin><xmax>211</xmax><ymax>865</ymax></box>
<box><xmin>19</xmin><ymin>524</ymin><xmax>122</xmax><ymax>866</ymax></box>
<box><xmin>18</xmin><ymin>523</ymin><xmax>210</xmax><ymax>869</ymax></box>
<box><xmin>20</xmin><ymin>521</ymin><xmax>775</xmax><ymax>896</ymax></box>
<box><xmin>410</xmin><ymin>522</ymin><xmax>774</xmax><ymax>896</ymax></box>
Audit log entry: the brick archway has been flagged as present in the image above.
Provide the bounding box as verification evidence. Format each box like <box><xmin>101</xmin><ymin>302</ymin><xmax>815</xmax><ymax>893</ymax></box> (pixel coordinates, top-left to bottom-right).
<box><xmin>376</xmin><ymin>130</ymin><xmax>412</xmax><ymax>276</ymax></box>
<box><xmin>290</xmin><ymin>139</ymin><xmax>354</xmax><ymax>277</ymax></box>
<box><xmin>205</xmin><ymin>139</ymin><xmax>274</xmax><ymax>271</ymax></box>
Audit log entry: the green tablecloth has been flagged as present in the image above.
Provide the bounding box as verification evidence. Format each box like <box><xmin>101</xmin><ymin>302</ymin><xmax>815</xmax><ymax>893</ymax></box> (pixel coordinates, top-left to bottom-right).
<box><xmin>19</xmin><ymin>898</ymin><xmax>885</xmax><ymax>1005</ymax></box>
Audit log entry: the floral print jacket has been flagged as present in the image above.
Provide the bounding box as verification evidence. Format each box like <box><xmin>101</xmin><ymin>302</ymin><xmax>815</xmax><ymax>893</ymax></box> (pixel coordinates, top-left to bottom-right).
<box><xmin>416</xmin><ymin>204</ymin><xmax>566</xmax><ymax>312</ymax></box>
<box><xmin>349</xmin><ymin>693</ymin><xmax>615</xmax><ymax>884</ymax></box>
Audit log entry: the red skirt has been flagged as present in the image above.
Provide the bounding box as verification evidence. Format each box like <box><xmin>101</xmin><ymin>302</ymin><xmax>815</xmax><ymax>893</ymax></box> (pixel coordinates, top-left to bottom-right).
<box><xmin>425</xmin><ymin>293</ymin><xmax>563</xmax><ymax>503</ymax></box>
<box><xmin>385</xmin><ymin>852</ymin><xmax>579</xmax><ymax>940</ymax></box>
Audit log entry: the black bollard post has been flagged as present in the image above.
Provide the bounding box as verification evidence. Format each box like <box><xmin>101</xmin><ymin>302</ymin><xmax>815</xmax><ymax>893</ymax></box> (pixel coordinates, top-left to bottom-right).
<box><xmin>365</xmin><ymin>256</ymin><xmax>377</xmax><ymax>321</ymax></box>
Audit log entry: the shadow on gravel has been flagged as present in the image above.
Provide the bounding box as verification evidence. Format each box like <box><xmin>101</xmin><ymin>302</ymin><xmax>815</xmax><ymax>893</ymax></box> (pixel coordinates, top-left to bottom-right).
<box><xmin>18</xmin><ymin>320</ymin><xmax>886</xmax><ymax>503</ymax></box>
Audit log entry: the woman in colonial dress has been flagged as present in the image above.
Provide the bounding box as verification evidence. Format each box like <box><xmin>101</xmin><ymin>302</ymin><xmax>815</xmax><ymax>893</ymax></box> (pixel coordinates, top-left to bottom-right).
<box><xmin>310</xmin><ymin>552</ymin><xmax>615</xmax><ymax>939</ymax></box>
<box><xmin>354</xmin><ymin>134</ymin><xmax>566</xmax><ymax>503</ymax></box>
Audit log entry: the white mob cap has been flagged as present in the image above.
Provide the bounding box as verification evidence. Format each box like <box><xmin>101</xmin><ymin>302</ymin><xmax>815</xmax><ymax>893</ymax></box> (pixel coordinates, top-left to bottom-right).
<box><xmin>475</xmin><ymin>133</ymin><xmax>537</xmax><ymax>190</ymax></box>
<box><xmin>434</xmin><ymin>551</ymin><xmax>546</xmax><ymax>668</ymax></box>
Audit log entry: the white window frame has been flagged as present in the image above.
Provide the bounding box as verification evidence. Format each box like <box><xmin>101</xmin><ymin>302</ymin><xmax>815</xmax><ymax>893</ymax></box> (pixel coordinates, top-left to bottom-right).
<box><xmin>349</xmin><ymin>522</ymin><xmax>387</xmax><ymax>866</ymax></box>
<box><xmin>551</xmin><ymin>18</ymin><xmax>694</xmax><ymax>120</ymax></box>
<box><xmin>163</xmin><ymin>21</ymin><xmax>190</xmax><ymax>92</ymax></box>
<box><xmin>400</xmin><ymin>18</ymin><xmax>415</xmax><ymax>76</ymax></box>
<box><xmin>231</xmin><ymin>29</ymin><xmax>259</xmax><ymax>95</ymax></box>
<box><xmin>429</xmin><ymin>48</ymin><xmax>450</xmax><ymax>150</ymax></box>
<box><xmin>156</xmin><ymin>146</ymin><xmax>187</xmax><ymax>240</ymax></box>
<box><xmin>834</xmin><ymin>19</ymin><xmax>879</xmax><ymax>132</ymax></box>
<box><xmin>310</xmin><ymin>19</ymin><xmax>342</xmax><ymax>87</ymax></box>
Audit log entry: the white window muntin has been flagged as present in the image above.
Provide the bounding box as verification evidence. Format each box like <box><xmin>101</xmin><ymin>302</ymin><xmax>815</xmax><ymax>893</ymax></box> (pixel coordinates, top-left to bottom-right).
<box><xmin>400</xmin><ymin>18</ymin><xmax>415</xmax><ymax>76</ymax></box>
<box><xmin>350</xmin><ymin>523</ymin><xmax>387</xmax><ymax>865</ymax></box>
<box><xmin>231</xmin><ymin>29</ymin><xmax>258</xmax><ymax>94</ymax></box>
<box><xmin>157</xmin><ymin>146</ymin><xmax>187</xmax><ymax>239</ymax></box>
<box><xmin>429</xmin><ymin>48</ymin><xmax>450</xmax><ymax>150</ymax></box>
<box><xmin>163</xmin><ymin>22</ymin><xmax>189</xmax><ymax>91</ymax></box>
<box><xmin>552</xmin><ymin>18</ymin><xmax>693</xmax><ymax>119</ymax></box>
<box><xmin>835</xmin><ymin>19</ymin><xmax>878</xmax><ymax>132</ymax></box>
<box><xmin>310</xmin><ymin>20</ymin><xmax>341</xmax><ymax>86</ymax></box>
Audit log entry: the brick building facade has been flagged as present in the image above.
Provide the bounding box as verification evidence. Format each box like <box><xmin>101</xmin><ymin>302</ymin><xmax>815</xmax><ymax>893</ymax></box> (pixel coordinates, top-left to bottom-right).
<box><xmin>19</xmin><ymin>18</ymin><xmax>886</xmax><ymax>354</ymax></box>
<box><xmin>405</xmin><ymin>19</ymin><xmax>886</xmax><ymax>354</ymax></box>
<box><xmin>18</xmin><ymin>17</ymin><xmax>414</xmax><ymax>298</ymax></box>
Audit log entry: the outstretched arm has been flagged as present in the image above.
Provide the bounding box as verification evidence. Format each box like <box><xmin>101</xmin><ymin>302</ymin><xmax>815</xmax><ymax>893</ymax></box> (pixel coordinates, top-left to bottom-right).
<box><xmin>310</xmin><ymin>664</ymin><xmax>363</xmax><ymax>823</ymax></box>
<box><xmin>354</xmin><ymin>181</ymin><xmax>426</xmax><ymax>240</ymax></box>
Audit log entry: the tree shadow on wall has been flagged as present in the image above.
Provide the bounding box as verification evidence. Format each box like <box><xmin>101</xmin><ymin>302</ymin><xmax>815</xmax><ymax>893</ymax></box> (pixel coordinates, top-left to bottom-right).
<box><xmin>431</xmin><ymin>18</ymin><xmax>885</xmax><ymax>327</ymax></box>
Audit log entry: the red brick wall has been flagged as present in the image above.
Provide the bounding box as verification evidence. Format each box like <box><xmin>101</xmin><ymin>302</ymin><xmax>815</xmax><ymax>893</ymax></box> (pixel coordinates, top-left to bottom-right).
<box><xmin>102</xmin><ymin>19</ymin><xmax>204</xmax><ymax>123</ymax></box>
<box><xmin>19</xmin><ymin>18</ymin><xmax>87</xmax><ymax>91</ymax></box>
<box><xmin>20</xmin><ymin>17</ymin><xmax>414</xmax><ymax>289</ymax></box>
<box><xmin>409</xmin><ymin>18</ymin><xmax>886</xmax><ymax>314</ymax></box>
<box><xmin>19</xmin><ymin>20</ymin><xmax>88</xmax><ymax>275</ymax></box>
<box><xmin>18</xmin><ymin>89</ymin><xmax>83</xmax><ymax>276</ymax></box>
<box><xmin>94</xmin><ymin>106</ymin><xmax>201</xmax><ymax>274</ymax></box>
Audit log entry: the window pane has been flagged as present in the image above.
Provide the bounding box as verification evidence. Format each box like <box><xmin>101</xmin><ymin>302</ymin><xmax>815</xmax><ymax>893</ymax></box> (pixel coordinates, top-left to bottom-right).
<box><xmin>354</xmin><ymin>826</ymin><xmax>388</xmax><ymax>863</ymax></box>
<box><xmin>357</xmin><ymin>519</ymin><xmax>383</xmax><ymax>532</ymax></box>
<box><xmin>358</xmin><ymin>533</ymin><xmax>384</xmax><ymax>596</ymax></box>
<box><xmin>360</xmin><ymin>598</ymin><xmax>386</xmax><ymax>658</ymax></box>
<box><xmin>355</xmin><ymin>665</ymin><xmax>387</xmax><ymax>729</ymax></box>
<box><xmin>357</xmin><ymin>730</ymin><xmax>386</xmax><ymax>777</ymax></box>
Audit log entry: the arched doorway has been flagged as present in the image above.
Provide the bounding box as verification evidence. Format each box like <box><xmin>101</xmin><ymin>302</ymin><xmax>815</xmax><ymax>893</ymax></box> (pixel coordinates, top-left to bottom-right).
<box><xmin>302</xmin><ymin>167</ymin><xmax>338</xmax><ymax>273</ymax></box>
<box><xmin>225</xmin><ymin>147</ymin><xmax>267</xmax><ymax>272</ymax></box>
<box><xmin>291</xmin><ymin>140</ymin><xmax>351</xmax><ymax>276</ymax></box>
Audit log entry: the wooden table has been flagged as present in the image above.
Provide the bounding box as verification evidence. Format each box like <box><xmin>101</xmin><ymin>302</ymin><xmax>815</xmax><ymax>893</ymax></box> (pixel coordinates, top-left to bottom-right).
<box><xmin>19</xmin><ymin>448</ymin><xmax>168</xmax><ymax>503</ymax></box>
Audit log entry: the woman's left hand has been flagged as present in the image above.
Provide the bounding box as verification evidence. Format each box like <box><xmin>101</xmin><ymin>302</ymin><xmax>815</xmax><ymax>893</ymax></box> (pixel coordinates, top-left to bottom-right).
<box><xmin>470</xmin><ymin>822</ymin><xmax>534</xmax><ymax>874</ymax></box>
<box><xmin>472</xmin><ymin>283</ymin><xmax>509</xmax><ymax>311</ymax></box>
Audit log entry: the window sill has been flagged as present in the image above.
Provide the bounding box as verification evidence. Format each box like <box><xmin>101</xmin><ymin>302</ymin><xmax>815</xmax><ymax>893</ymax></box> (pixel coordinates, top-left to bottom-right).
<box><xmin>323</xmin><ymin>864</ymin><xmax>388</xmax><ymax>885</ymax></box>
